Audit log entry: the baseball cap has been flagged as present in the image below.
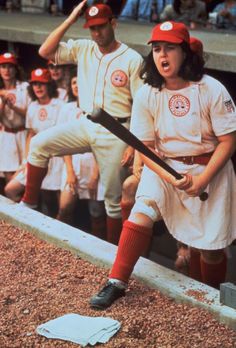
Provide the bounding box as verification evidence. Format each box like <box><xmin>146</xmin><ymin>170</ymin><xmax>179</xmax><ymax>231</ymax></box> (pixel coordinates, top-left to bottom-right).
<box><xmin>83</xmin><ymin>4</ymin><xmax>113</xmax><ymax>29</ymax></box>
<box><xmin>190</xmin><ymin>37</ymin><xmax>203</xmax><ymax>57</ymax></box>
<box><xmin>30</xmin><ymin>68</ymin><xmax>51</xmax><ymax>83</ymax></box>
<box><xmin>148</xmin><ymin>21</ymin><xmax>190</xmax><ymax>45</ymax></box>
<box><xmin>0</xmin><ymin>52</ymin><xmax>17</xmax><ymax>65</ymax></box>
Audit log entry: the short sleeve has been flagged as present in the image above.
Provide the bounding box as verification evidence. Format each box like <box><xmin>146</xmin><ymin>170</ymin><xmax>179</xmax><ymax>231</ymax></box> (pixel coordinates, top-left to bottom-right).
<box><xmin>130</xmin><ymin>85</ymin><xmax>155</xmax><ymax>141</ymax></box>
<box><xmin>209</xmin><ymin>80</ymin><xmax>236</xmax><ymax>136</ymax></box>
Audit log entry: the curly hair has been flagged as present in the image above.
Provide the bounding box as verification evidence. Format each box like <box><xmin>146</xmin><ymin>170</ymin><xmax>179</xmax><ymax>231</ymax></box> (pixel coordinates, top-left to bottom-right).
<box><xmin>140</xmin><ymin>42</ymin><xmax>205</xmax><ymax>90</ymax></box>
<box><xmin>27</xmin><ymin>81</ymin><xmax>58</xmax><ymax>101</ymax></box>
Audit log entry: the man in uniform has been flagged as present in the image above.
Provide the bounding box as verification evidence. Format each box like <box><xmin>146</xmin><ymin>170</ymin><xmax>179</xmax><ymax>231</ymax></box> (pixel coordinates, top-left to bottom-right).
<box><xmin>20</xmin><ymin>0</ymin><xmax>143</xmax><ymax>244</ymax></box>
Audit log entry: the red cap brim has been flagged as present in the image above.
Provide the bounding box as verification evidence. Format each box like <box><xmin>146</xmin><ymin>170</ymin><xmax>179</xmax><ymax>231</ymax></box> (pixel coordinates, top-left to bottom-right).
<box><xmin>83</xmin><ymin>17</ymin><xmax>109</xmax><ymax>28</ymax></box>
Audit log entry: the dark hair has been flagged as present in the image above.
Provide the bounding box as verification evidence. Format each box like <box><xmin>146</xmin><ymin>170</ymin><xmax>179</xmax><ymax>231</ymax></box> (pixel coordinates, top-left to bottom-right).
<box><xmin>67</xmin><ymin>66</ymin><xmax>77</xmax><ymax>102</ymax></box>
<box><xmin>140</xmin><ymin>42</ymin><xmax>205</xmax><ymax>90</ymax></box>
<box><xmin>27</xmin><ymin>80</ymin><xmax>58</xmax><ymax>101</ymax></box>
<box><xmin>0</xmin><ymin>64</ymin><xmax>25</xmax><ymax>89</ymax></box>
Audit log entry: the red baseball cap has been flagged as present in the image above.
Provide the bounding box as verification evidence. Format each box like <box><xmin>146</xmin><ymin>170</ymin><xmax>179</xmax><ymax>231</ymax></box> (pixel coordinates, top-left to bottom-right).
<box><xmin>83</xmin><ymin>4</ymin><xmax>113</xmax><ymax>29</ymax></box>
<box><xmin>190</xmin><ymin>37</ymin><xmax>203</xmax><ymax>57</ymax></box>
<box><xmin>148</xmin><ymin>21</ymin><xmax>190</xmax><ymax>45</ymax></box>
<box><xmin>0</xmin><ymin>52</ymin><xmax>17</xmax><ymax>65</ymax></box>
<box><xmin>30</xmin><ymin>68</ymin><xmax>51</xmax><ymax>83</ymax></box>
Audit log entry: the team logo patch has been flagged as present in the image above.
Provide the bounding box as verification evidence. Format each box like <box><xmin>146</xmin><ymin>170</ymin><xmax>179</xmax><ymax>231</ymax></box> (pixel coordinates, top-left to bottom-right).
<box><xmin>4</xmin><ymin>53</ymin><xmax>13</xmax><ymax>59</ymax></box>
<box><xmin>111</xmin><ymin>70</ymin><xmax>128</xmax><ymax>87</ymax></box>
<box><xmin>35</xmin><ymin>69</ymin><xmax>43</xmax><ymax>76</ymax></box>
<box><xmin>6</xmin><ymin>93</ymin><xmax>16</xmax><ymax>105</ymax></box>
<box><xmin>38</xmin><ymin>108</ymin><xmax>48</xmax><ymax>121</ymax></box>
<box><xmin>89</xmin><ymin>6</ymin><xmax>99</xmax><ymax>16</ymax></box>
<box><xmin>169</xmin><ymin>94</ymin><xmax>190</xmax><ymax>117</ymax></box>
<box><xmin>224</xmin><ymin>99</ymin><xmax>235</xmax><ymax>113</ymax></box>
<box><xmin>160</xmin><ymin>22</ymin><xmax>173</xmax><ymax>31</ymax></box>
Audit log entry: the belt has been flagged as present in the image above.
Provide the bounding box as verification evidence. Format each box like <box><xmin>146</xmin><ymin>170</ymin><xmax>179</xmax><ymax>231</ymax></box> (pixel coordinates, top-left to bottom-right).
<box><xmin>169</xmin><ymin>152</ymin><xmax>213</xmax><ymax>165</ymax></box>
<box><xmin>113</xmin><ymin>117</ymin><xmax>130</xmax><ymax>124</ymax></box>
<box><xmin>4</xmin><ymin>126</ymin><xmax>26</xmax><ymax>133</ymax></box>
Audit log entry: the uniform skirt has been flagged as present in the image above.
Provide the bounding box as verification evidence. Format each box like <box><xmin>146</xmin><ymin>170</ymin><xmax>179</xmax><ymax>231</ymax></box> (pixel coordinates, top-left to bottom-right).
<box><xmin>135</xmin><ymin>159</ymin><xmax>236</xmax><ymax>250</ymax></box>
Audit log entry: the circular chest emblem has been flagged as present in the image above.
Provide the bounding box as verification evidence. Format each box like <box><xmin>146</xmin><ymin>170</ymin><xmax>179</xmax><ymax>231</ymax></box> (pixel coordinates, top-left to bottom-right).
<box><xmin>111</xmin><ymin>70</ymin><xmax>128</xmax><ymax>87</ymax></box>
<box><xmin>89</xmin><ymin>6</ymin><xmax>99</xmax><ymax>16</ymax></box>
<box><xmin>6</xmin><ymin>93</ymin><xmax>16</xmax><ymax>105</ymax></box>
<box><xmin>169</xmin><ymin>95</ymin><xmax>190</xmax><ymax>117</ymax></box>
<box><xmin>38</xmin><ymin>108</ymin><xmax>48</xmax><ymax>121</ymax></box>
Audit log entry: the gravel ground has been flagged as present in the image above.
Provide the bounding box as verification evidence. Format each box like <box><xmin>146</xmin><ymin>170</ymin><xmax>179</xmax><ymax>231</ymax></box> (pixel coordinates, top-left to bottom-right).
<box><xmin>0</xmin><ymin>220</ymin><xmax>236</xmax><ymax>348</ymax></box>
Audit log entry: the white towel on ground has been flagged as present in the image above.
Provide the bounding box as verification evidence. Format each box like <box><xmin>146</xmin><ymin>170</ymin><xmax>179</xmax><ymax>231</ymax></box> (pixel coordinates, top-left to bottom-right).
<box><xmin>36</xmin><ymin>313</ymin><xmax>121</xmax><ymax>347</ymax></box>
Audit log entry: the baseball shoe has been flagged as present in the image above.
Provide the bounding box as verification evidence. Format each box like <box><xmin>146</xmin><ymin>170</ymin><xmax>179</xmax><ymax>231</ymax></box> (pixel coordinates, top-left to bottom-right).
<box><xmin>89</xmin><ymin>281</ymin><xmax>126</xmax><ymax>309</ymax></box>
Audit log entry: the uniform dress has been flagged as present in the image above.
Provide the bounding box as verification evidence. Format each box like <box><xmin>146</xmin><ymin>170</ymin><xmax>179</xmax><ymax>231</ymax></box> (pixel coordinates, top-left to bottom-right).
<box><xmin>0</xmin><ymin>81</ymin><xmax>30</xmax><ymax>172</ymax></box>
<box><xmin>130</xmin><ymin>75</ymin><xmax>236</xmax><ymax>250</ymax></box>
<box><xmin>58</xmin><ymin>101</ymin><xmax>105</xmax><ymax>200</ymax></box>
<box><xmin>28</xmin><ymin>39</ymin><xmax>143</xmax><ymax>218</ymax></box>
<box><xmin>16</xmin><ymin>98</ymin><xmax>65</xmax><ymax>190</ymax></box>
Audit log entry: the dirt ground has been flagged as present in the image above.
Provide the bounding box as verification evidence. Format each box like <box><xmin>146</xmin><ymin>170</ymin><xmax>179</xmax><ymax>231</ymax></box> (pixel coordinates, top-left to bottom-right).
<box><xmin>0</xmin><ymin>220</ymin><xmax>236</xmax><ymax>348</ymax></box>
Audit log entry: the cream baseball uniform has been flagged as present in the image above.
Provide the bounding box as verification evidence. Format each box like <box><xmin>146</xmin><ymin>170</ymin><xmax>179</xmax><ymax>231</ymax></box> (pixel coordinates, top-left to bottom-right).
<box><xmin>16</xmin><ymin>98</ymin><xmax>65</xmax><ymax>190</ymax></box>
<box><xmin>0</xmin><ymin>81</ymin><xmax>30</xmax><ymax>172</ymax></box>
<box><xmin>58</xmin><ymin>101</ymin><xmax>105</xmax><ymax>200</ymax></box>
<box><xmin>130</xmin><ymin>75</ymin><xmax>236</xmax><ymax>250</ymax></box>
<box><xmin>28</xmin><ymin>39</ymin><xmax>143</xmax><ymax>218</ymax></box>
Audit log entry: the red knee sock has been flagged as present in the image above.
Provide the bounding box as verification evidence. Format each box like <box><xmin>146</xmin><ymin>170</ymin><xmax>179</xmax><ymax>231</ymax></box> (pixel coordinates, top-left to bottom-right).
<box><xmin>22</xmin><ymin>163</ymin><xmax>48</xmax><ymax>205</ymax></box>
<box><xmin>106</xmin><ymin>216</ymin><xmax>123</xmax><ymax>245</ymax></box>
<box><xmin>120</xmin><ymin>201</ymin><xmax>133</xmax><ymax>223</ymax></box>
<box><xmin>109</xmin><ymin>220</ymin><xmax>153</xmax><ymax>283</ymax></box>
<box><xmin>200</xmin><ymin>253</ymin><xmax>227</xmax><ymax>289</ymax></box>
<box><xmin>189</xmin><ymin>248</ymin><xmax>202</xmax><ymax>282</ymax></box>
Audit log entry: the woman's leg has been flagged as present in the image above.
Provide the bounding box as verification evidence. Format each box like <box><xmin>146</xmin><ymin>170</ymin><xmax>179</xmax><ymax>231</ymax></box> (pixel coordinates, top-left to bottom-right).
<box><xmin>56</xmin><ymin>189</ymin><xmax>78</xmax><ymax>225</ymax></box>
<box><xmin>88</xmin><ymin>200</ymin><xmax>107</xmax><ymax>240</ymax></box>
<box><xmin>4</xmin><ymin>179</ymin><xmax>25</xmax><ymax>202</ymax></box>
<box><xmin>200</xmin><ymin>249</ymin><xmax>227</xmax><ymax>289</ymax></box>
<box><xmin>90</xmin><ymin>212</ymin><xmax>154</xmax><ymax>309</ymax></box>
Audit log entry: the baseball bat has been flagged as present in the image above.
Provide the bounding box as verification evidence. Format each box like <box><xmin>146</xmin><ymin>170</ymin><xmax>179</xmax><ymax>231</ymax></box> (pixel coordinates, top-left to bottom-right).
<box><xmin>87</xmin><ymin>108</ymin><xmax>208</xmax><ymax>201</ymax></box>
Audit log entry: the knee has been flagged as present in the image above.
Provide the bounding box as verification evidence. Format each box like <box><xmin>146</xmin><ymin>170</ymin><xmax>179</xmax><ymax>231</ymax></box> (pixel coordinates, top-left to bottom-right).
<box><xmin>122</xmin><ymin>175</ymin><xmax>139</xmax><ymax>204</ymax></box>
<box><xmin>200</xmin><ymin>249</ymin><xmax>225</xmax><ymax>263</ymax></box>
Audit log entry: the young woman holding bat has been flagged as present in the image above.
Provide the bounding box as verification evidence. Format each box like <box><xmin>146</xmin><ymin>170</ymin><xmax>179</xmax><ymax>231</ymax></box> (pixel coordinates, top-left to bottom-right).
<box><xmin>90</xmin><ymin>21</ymin><xmax>236</xmax><ymax>309</ymax></box>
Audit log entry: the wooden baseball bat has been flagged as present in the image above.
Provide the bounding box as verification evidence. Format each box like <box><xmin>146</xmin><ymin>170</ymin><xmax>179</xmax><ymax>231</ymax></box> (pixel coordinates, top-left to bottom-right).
<box><xmin>87</xmin><ymin>108</ymin><xmax>208</xmax><ymax>201</ymax></box>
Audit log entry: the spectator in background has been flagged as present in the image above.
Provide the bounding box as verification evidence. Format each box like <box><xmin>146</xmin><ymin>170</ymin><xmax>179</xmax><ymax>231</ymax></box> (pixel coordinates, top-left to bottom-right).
<box><xmin>160</xmin><ymin>0</ymin><xmax>207</xmax><ymax>28</ymax></box>
<box><xmin>208</xmin><ymin>0</ymin><xmax>236</xmax><ymax>29</ymax></box>
<box><xmin>5</xmin><ymin>68</ymin><xmax>65</xmax><ymax>217</ymax></box>
<box><xmin>0</xmin><ymin>52</ymin><xmax>30</xmax><ymax>183</ymax></box>
<box><xmin>47</xmin><ymin>60</ymin><xmax>69</xmax><ymax>101</ymax></box>
<box><xmin>119</xmin><ymin>0</ymin><xmax>172</xmax><ymax>22</ymax></box>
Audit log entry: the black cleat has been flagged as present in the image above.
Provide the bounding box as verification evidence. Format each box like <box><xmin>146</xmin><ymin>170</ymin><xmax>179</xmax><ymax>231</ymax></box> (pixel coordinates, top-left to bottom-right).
<box><xmin>89</xmin><ymin>281</ymin><xmax>126</xmax><ymax>309</ymax></box>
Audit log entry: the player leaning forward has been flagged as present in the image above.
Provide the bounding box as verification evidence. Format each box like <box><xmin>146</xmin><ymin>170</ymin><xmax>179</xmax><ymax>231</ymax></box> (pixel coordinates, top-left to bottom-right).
<box><xmin>20</xmin><ymin>0</ymin><xmax>143</xmax><ymax>243</ymax></box>
<box><xmin>90</xmin><ymin>21</ymin><xmax>236</xmax><ymax>309</ymax></box>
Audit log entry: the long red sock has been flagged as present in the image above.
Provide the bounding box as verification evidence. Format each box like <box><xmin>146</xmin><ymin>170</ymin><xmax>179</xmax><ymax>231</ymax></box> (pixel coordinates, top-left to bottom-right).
<box><xmin>200</xmin><ymin>253</ymin><xmax>227</xmax><ymax>289</ymax></box>
<box><xmin>120</xmin><ymin>201</ymin><xmax>133</xmax><ymax>223</ymax></box>
<box><xmin>22</xmin><ymin>163</ymin><xmax>48</xmax><ymax>205</ymax></box>
<box><xmin>106</xmin><ymin>216</ymin><xmax>123</xmax><ymax>245</ymax></box>
<box><xmin>189</xmin><ymin>248</ymin><xmax>202</xmax><ymax>282</ymax></box>
<box><xmin>109</xmin><ymin>220</ymin><xmax>152</xmax><ymax>283</ymax></box>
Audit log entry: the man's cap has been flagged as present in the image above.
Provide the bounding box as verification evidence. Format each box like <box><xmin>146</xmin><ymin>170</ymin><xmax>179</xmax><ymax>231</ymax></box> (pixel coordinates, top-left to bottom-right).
<box><xmin>189</xmin><ymin>37</ymin><xmax>203</xmax><ymax>57</ymax></box>
<box><xmin>148</xmin><ymin>21</ymin><xmax>190</xmax><ymax>45</ymax></box>
<box><xmin>83</xmin><ymin>4</ymin><xmax>113</xmax><ymax>29</ymax></box>
<box><xmin>0</xmin><ymin>52</ymin><xmax>17</xmax><ymax>65</ymax></box>
<box><xmin>30</xmin><ymin>68</ymin><xmax>51</xmax><ymax>83</ymax></box>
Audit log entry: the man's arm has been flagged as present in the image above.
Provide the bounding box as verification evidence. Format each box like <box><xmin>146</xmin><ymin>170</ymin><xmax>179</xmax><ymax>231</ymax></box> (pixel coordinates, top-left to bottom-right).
<box><xmin>38</xmin><ymin>0</ymin><xmax>87</xmax><ymax>61</ymax></box>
